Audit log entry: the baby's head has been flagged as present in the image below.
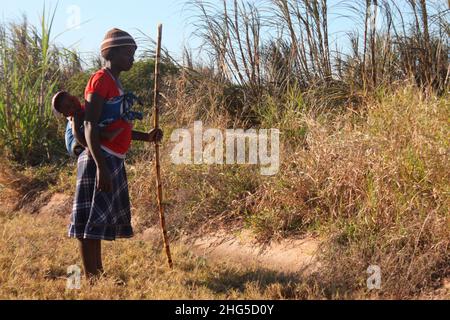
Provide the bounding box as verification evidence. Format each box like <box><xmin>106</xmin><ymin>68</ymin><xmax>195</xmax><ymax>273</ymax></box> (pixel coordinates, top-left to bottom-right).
<box><xmin>51</xmin><ymin>91</ymin><xmax>82</xmax><ymax>118</ymax></box>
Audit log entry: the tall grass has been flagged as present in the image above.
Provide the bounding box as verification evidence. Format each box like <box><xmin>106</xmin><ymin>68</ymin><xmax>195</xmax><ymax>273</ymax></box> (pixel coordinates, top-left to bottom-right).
<box><xmin>188</xmin><ymin>0</ymin><xmax>449</xmax><ymax>99</ymax></box>
<box><xmin>0</xmin><ymin>7</ymin><xmax>80</xmax><ymax>164</ymax></box>
<box><xmin>156</xmin><ymin>76</ymin><xmax>450</xmax><ymax>297</ymax></box>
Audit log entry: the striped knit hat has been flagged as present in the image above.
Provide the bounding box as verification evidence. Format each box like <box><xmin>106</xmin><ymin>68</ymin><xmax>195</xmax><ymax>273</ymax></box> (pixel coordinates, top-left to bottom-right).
<box><xmin>101</xmin><ymin>28</ymin><xmax>137</xmax><ymax>54</ymax></box>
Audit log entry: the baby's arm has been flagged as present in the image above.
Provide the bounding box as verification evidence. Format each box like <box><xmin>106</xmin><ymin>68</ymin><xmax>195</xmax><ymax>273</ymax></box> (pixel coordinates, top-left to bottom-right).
<box><xmin>72</xmin><ymin>114</ymin><xmax>87</xmax><ymax>148</ymax></box>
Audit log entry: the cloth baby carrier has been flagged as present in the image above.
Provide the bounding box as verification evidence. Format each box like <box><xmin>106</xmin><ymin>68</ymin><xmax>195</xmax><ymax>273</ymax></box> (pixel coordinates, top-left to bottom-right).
<box><xmin>65</xmin><ymin>93</ymin><xmax>143</xmax><ymax>157</ymax></box>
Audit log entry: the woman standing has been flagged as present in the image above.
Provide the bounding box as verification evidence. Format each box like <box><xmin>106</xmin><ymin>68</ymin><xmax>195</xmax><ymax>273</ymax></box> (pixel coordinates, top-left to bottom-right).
<box><xmin>68</xmin><ymin>28</ymin><xmax>163</xmax><ymax>279</ymax></box>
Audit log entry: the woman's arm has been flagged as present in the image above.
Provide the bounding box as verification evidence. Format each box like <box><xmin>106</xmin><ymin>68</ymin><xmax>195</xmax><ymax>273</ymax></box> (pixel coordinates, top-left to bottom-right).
<box><xmin>132</xmin><ymin>129</ymin><xmax>163</xmax><ymax>143</ymax></box>
<box><xmin>84</xmin><ymin>93</ymin><xmax>112</xmax><ymax>193</ymax></box>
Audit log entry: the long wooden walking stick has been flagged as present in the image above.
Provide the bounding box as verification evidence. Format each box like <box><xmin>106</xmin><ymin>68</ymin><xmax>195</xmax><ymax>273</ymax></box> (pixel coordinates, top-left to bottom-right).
<box><xmin>153</xmin><ymin>24</ymin><xmax>173</xmax><ymax>269</ymax></box>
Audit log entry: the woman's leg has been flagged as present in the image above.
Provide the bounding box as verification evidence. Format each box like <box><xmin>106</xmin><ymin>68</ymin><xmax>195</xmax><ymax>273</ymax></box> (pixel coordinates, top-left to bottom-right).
<box><xmin>79</xmin><ymin>239</ymin><xmax>101</xmax><ymax>278</ymax></box>
<box><xmin>95</xmin><ymin>240</ymin><xmax>104</xmax><ymax>274</ymax></box>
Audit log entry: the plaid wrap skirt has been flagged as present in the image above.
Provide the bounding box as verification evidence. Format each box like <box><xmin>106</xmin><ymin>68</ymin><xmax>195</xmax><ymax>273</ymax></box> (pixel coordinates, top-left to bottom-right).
<box><xmin>68</xmin><ymin>150</ymin><xmax>133</xmax><ymax>241</ymax></box>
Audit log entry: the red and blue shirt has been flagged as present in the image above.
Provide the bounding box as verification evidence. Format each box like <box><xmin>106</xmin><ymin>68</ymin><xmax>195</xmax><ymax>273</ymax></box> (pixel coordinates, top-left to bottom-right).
<box><xmin>84</xmin><ymin>69</ymin><xmax>133</xmax><ymax>158</ymax></box>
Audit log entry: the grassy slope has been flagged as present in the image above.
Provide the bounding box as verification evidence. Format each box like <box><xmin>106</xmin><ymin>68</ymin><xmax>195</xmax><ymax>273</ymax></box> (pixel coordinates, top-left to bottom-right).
<box><xmin>0</xmin><ymin>86</ymin><xmax>448</xmax><ymax>299</ymax></box>
<box><xmin>0</xmin><ymin>212</ymin><xmax>322</xmax><ymax>300</ymax></box>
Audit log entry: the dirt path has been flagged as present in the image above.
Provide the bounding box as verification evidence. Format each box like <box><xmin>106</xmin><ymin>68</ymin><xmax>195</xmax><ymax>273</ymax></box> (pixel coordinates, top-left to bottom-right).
<box><xmin>140</xmin><ymin>227</ymin><xmax>321</xmax><ymax>274</ymax></box>
<box><xmin>9</xmin><ymin>189</ymin><xmax>322</xmax><ymax>277</ymax></box>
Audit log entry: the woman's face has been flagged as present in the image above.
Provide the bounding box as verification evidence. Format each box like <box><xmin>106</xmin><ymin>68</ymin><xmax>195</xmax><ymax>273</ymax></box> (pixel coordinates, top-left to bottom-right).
<box><xmin>114</xmin><ymin>46</ymin><xmax>136</xmax><ymax>71</ymax></box>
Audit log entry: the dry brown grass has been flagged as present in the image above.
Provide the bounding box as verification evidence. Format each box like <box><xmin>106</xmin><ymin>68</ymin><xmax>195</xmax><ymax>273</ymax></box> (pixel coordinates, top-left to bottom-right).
<box><xmin>236</xmin><ymin>85</ymin><xmax>449</xmax><ymax>298</ymax></box>
<box><xmin>128</xmin><ymin>82</ymin><xmax>449</xmax><ymax>298</ymax></box>
<box><xmin>0</xmin><ymin>212</ymin><xmax>329</xmax><ymax>300</ymax></box>
<box><xmin>1</xmin><ymin>81</ymin><xmax>448</xmax><ymax>299</ymax></box>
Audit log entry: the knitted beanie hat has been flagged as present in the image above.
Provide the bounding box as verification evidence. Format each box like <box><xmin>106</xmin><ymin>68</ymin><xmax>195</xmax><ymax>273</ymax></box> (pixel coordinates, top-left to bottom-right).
<box><xmin>101</xmin><ymin>28</ymin><xmax>137</xmax><ymax>54</ymax></box>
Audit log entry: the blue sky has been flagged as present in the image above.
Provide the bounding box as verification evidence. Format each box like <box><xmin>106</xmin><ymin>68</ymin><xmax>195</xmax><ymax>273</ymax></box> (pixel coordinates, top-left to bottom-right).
<box><xmin>1</xmin><ymin>0</ymin><xmax>424</xmax><ymax>65</ymax></box>
<box><xmin>0</xmin><ymin>0</ymin><xmax>362</xmax><ymax>50</ymax></box>
<box><xmin>0</xmin><ymin>0</ymin><xmax>197</xmax><ymax>61</ymax></box>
